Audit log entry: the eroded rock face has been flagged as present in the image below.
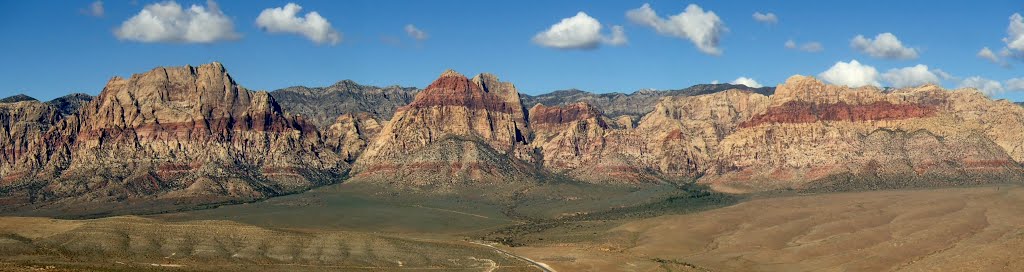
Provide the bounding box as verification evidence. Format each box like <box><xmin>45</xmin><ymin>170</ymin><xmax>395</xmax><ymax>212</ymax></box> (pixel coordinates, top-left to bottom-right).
<box><xmin>520</xmin><ymin>83</ymin><xmax>774</xmax><ymax>120</ymax></box>
<box><xmin>705</xmin><ymin>76</ymin><xmax>1024</xmax><ymax>193</ymax></box>
<box><xmin>5</xmin><ymin>66</ymin><xmax>1024</xmax><ymax>210</ymax></box>
<box><xmin>0</xmin><ymin>62</ymin><xmax>346</xmax><ymax>211</ymax></box>
<box><xmin>271</xmin><ymin>80</ymin><xmax>417</xmax><ymax>128</ymax></box>
<box><xmin>352</xmin><ymin>70</ymin><xmax>536</xmax><ymax>186</ymax></box>
<box><xmin>0</xmin><ymin>100</ymin><xmax>63</xmax><ymax>185</ymax></box>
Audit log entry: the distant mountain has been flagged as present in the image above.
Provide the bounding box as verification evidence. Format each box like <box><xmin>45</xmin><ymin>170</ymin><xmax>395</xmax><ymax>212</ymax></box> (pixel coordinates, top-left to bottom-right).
<box><xmin>0</xmin><ymin>94</ymin><xmax>38</xmax><ymax>103</ymax></box>
<box><xmin>520</xmin><ymin>83</ymin><xmax>774</xmax><ymax>120</ymax></box>
<box><xmin>271</xmin><ymin>80</ymin><xmax>418</xmax><ymax>128</ymax></box>
<box><xmin>46</xmin><ymin>93</ymin><xmax>93</xmax><ymax>116</ymax></box>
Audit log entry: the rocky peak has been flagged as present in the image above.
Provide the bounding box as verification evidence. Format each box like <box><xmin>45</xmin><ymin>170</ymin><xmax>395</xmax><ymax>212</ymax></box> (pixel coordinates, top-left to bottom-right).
<box><xmin>773</xmin><ymin>75</ymin><xmax>888</xmax><ymax>106</ymax></box>
<box><xmin>1</xmin><ymin>94</ymin><xmax>38</xmax><ymax>103</ymax></box>
<box><xmin>46</xmin><ymin>93</ymin><xmax>94</xmax><ymax>116</ymax></box>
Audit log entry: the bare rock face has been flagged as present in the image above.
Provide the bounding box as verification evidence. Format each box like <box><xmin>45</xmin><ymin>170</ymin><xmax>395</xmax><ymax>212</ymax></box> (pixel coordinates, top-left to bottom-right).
<box><xmin>6</xmin><ymin>66</ymin><xmax>1024</xmax><ymax>212</ymax></box>
<box><xmin>0</xmin><ymin>99</ymin><xmax>63</xmax><ymax>186</ymax></box>
<box><xmin>323</xmin><ymin>112</ymin><xmax>382</xmax><ymax>163</ymax></box>
<box><xmin>704</xmin><ymin>76</ymin><xmax>1024</xmax><ymax>193</ymax></box>
<box><xmin>352</xmin><ymin>70</ymin><xmax>536</xmax><ymax>186</ymax></box>
<box><xmin>46</xmin><ymin>93</ymin><xmax>94</xmax><ymax>116</ymax></box>
<box><xmin>0</xmin><ymin>62</ymin><xmax>346</xmax><ymax>211</ymax></box>
<box><xmin>520</xmin><ymin>83</ymin><xmax>774</xmax><ymax>120</ymax></box>
<box><xmin>271</xmin><ymin>80</ymin><xmax>418</xmax><ymax>128</ymax></box>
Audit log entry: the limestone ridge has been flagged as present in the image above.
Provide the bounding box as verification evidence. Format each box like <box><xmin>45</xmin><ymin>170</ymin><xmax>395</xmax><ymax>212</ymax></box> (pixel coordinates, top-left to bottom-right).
<box><xmin>271</xmin><ymin>78</ymin><xmax>418</xmax><ymax>128</ymax></box>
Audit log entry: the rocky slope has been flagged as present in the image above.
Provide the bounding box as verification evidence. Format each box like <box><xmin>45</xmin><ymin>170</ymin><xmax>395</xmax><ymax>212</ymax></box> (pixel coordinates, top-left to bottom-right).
<box><xmin>46</xmin><ymin>93</ymin><xmax>94</xmax><ymax>116</ymax></box>
<box><xmin>3</xmin><ymin>63</ymin><xmax>1024</xmax><ymax>214</ymax></box>
<box><xmin>520</xmin><ymin>83</ymin><xmax>773</xmax><ymax>120</ymax></box>
<box><xmin>0</xmin><ymin>63</ymin><xmax>346</xmax><ymax>213</ymax></box>
<box><xmin>271</xmin><ymin>80</ymin><xmax>418</xmax><ymax>128</ymax></box>
<box><xmin>351</xmin><ymin>70</ymin><xmax>537</xmax><ymax>189</ymax></box>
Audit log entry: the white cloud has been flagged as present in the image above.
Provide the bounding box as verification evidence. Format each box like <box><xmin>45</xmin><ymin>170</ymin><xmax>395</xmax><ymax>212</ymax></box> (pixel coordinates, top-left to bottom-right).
<box><xmin>752</xmin><ymin>12</ymin><xmax>777</xmax><ymax>25</ymax></box>
<box><xmin>1006</xmin><ymin>78</ymin><xmax>1024</xmax><ymax>92</ymax></box>
<box><xmin>114</xmin><ymin>0</ymin><xmax>239</xmax><ymax>43</ymax></box>
<box><xmin>82</xmin><ymin>1</ymin><xmax>104</xmax><ymax>17</ymax></box>
<box><xmin>627</xmin><ymin>3</ymin><xmax>727</xmax><ymax>55</ymax></box>
<box><xmin>533</xmin><ymin>12</ymin><xmax>625</xmax><ymax>49</ymax></box>
<box><xmin>978</xmin><ymin>47</ymin><xmax>1004</xmax><ymax>65</ymax></box>
<box><xmin>785</xmin><ymin>39</ymin><xmax>823</xmax><ymax>52</ymax></box>
<box><xmin>405</xmin><ymin>24</ymin><xmax>428</xmax><ymax>41</ymax></box>
<box><xmin>604</xmin><ymin>25</ymin><xmax>628</xmax><ymax>46</ymax></box>
<box><xmin>1003</xmin><ymin>13</ymin><xmax>1024</xmax><ymax>59</ymax></box>
<box><xmin>256</xmin><ymin>3</ymin><xmax>341</xmax><ymax>45</ymax></box>
<box><xmin>881</xmin><ymin>64</ymin><xmax>941</xmax><ymax>88</ymax></box>
<box><xmin>710</xmin><ymin>80</ymin><xmax>720</xmax><ymax>84</ymax></box>
<box><xmin>932</xmin><ymin>69</ymin><xmax>954</xmax><ymax>81</ymax></box>
<box><xmin>818</xmin><ymin>60</ymin><xmax>880</xmax><ymax>87</ymax></box>
<box><xmin>731</xmin><ymin>77</ymin><xmax>763</xmax><ymax>88</ymax></box>
<box><xmin>850</xmin><ymin>33</ymin><xmax>919</xmax><ymax>60</ymax></box>
<box><xmin>959</xmin><ymin>76</ymin><xmax>1004</xmax><ymax>95</ymax></box>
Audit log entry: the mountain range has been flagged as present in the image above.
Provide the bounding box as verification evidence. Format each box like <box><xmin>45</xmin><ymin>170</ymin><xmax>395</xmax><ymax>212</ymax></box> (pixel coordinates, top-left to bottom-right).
<box><xmin>2</xmin><ymin>62</ymin><xmax>1023</xmax><ymax>214</ymax></box>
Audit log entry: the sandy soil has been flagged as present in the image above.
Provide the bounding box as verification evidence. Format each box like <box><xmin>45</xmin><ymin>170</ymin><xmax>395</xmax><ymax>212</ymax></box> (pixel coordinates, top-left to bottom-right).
<box><xmin>513</xmin><ymin>186</ymin><xmax>1024</xmax><ymax>271</ymax></box>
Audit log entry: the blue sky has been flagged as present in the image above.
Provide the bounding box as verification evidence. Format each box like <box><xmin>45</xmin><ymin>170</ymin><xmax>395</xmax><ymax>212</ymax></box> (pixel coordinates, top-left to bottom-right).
<box><xmin>1</xmin><ymin>1</ymin><xmax>1023</xmax><ymax>101</ymax></box>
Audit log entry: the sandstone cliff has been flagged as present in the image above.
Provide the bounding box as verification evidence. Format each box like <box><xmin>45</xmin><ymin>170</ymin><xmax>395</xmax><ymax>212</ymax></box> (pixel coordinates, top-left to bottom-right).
<box><xmin>705</xmin><ymin>76</ymin><xmax>1024</xmax><ymax>192</ymax></box>
<box><xmin>351</xmin><ymin>70</ymin><xmax>537</xmax><ymax>188</ymax></box>
<box><xmin>4</xmin><ymin>64</ymin><xmax>1024</xmax><ymax>213</ymax></box>
<box><xmin>0</xmin><ymin>63</ymin><xmax>347</xmax><ymax>212</ymax></box>
<box><xmin>520</xmin><ymin>83</ymin><xmax>774</xmax><ymax>120</ymax></box>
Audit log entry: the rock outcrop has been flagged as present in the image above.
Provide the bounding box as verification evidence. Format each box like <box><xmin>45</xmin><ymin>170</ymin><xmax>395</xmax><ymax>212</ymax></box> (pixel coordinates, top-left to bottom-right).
<box><xmin>704</xmin><ymin>76</ymin><xmax>1024</xmax><ymax>192</ymax></box>
<box><xmin>271</xmin><ymin>80</ymin><xmax>418</xmax><ymax>128</ymax></box>
<box><xmin>46</xmin><ymin>93</ymin><xmax>94</xmax><ymax>116</ymax></box>
<box><xmin>520</xmin><ymin>83</ymin><xmax>774</xmax><ymax>120</ymax></box>
<box><xmin>351</xmin><ymin>70</ymin><xmax>536</xmax><ymax>187</ymax></box>
<box><xmin>0</xmin><ymin>63</ymin><xmax>346</xmax><ymax>212</ymax></box>
<box><xmin>4</xmin><ymin>65</ymin><xmax>1024</xmax><ymax>213</ymax></box>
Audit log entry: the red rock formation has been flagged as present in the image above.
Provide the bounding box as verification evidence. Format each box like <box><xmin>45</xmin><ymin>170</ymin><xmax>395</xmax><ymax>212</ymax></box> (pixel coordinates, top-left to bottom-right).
<box><xmin>0</xmin><ymin>62</ymin><xmax>346</xmax><ymax>211</ymax></box>
<box><xmin>529</xmin><ymin>102</ymin><xmax>607</xmax><ymax>128</ymax></box>
<box><xmin>740</xmin><ymin>100</ymin><xmax>938</xmax><ymax>128</ymax></box>
<box><xmin>351</xmin><ymin>70</ymin><xmax>535</xmax><ymax>187</ymax></box>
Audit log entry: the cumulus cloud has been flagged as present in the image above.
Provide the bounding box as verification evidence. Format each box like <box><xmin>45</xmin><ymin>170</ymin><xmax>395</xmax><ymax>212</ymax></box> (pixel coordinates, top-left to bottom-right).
<box><xmin>880</xmin><ymin>64</ymin><xmax>942</xmax><ymax>88</ymax></box>
<box><xmin>977</xmin><ymin>46</ymin><xmax>1005</xmax><ymax>65</ymax></box>
<box><xmin>257</xmin><ymin>3</ymin><xmax>341</xmax><ymax>45</ymax></box>
<box><xmin>115</xmin><ymin>0</ymin><xmax>240</xmax><ymax>43</ymax></box>
<box><xmin>82</xmin><ymin>1</ymin><xmax>104</xmax><ymax>17</ymax></box>
<box><xmin>785</xmin><ymin>39</ymin><xmax>823</xmax><ymax>52</ymax></box>
<box><xmin>533</xmin><ymin>12</ymin><xmax>626</xmax><ymax>49</ymax></box>
<box><xmin>731</xmin><ymin>77</ymin><xmax>763</xmax><ymax>88</ymax></box>
<box><xmin>405</xmin><ymin>24</ymin><xmax>428</xmax><ymax>41</ymax></box>
<box><xmin>627</xmin><ymin>3</ymin><xmax>726</xmax><ymax>55</ymax></box>
<box><xmin>752</xmin><ymin>12</ymin><xmax>777</xmax><ymax>25</ymax></box>
<box><xmin>1002</xmin><ymin>13</ymin><xmax>1024</xmax><ymax>59</ymax></box>
<box><xmin>1004</xmin><ymin>78</ymin><xmax>1024</xmax><ymax>92</ymax></box>
<box><xmin>959</xmin><ymin>76</ymin><xmax>1004</xmax><ymax>95</ymax></box>
<box><xmin>850</xmin><ymin>33</ymin><xmax>919</xmax><ymax>59</ymax></box>
<box><xmin>604</xmin><ymin>25</ymin><xmax>628</xmax><ymax>46</ymax></box>
<box><xmin>818</xmin><ymin>60</ymin><xmax>880</xmax><ymax>87</ymax></box>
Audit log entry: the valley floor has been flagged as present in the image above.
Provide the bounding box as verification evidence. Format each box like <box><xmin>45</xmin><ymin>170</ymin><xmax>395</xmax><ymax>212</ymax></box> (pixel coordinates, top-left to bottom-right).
<box><xmin>510</xmin><ymin>185</ymin><xmax>1024</xmax><ymax>271</ymax></box>
<box><xmin>1</xmin><ymin>185</ymin><xmax>1022</xmax><ymax>271</ymax></box>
